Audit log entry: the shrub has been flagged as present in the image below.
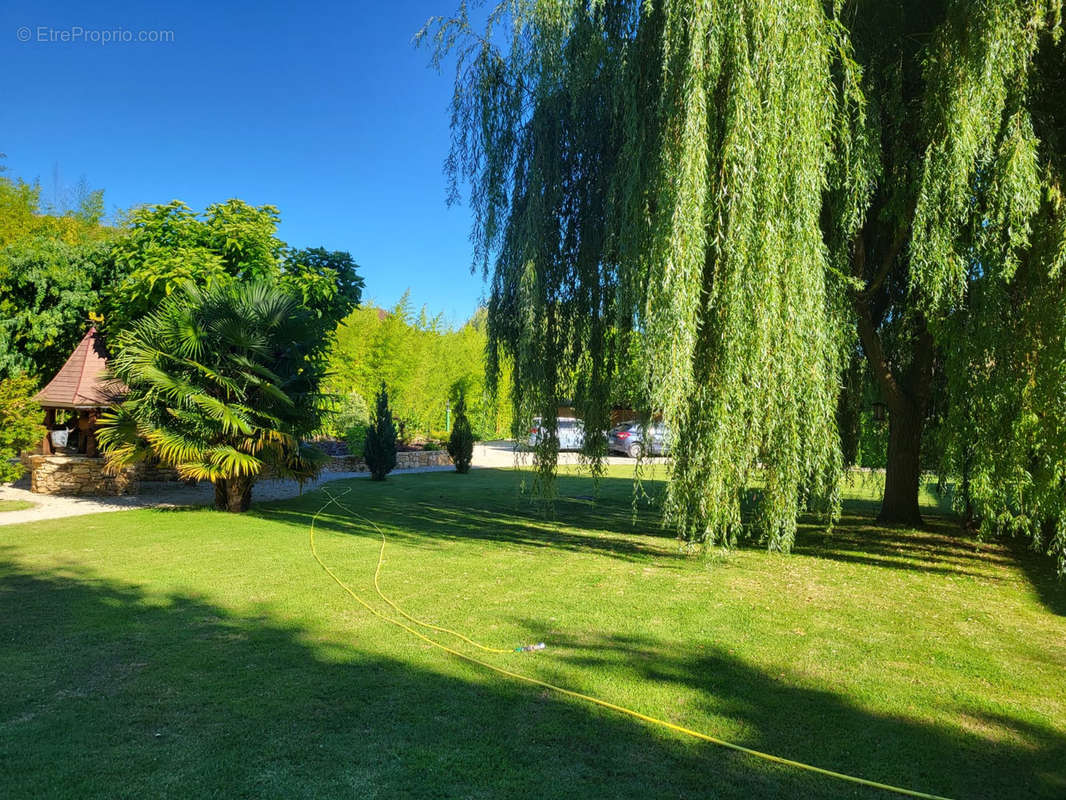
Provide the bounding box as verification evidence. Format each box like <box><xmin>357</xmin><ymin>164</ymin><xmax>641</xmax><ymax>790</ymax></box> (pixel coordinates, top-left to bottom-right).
<box><xmin>344</xmin><ymin>423</ymin><xmax>368</xmax><ymax>457</ymax></box>
<box><xmin>333</xmin><ymin>390</ymin><xmax>371</xmax><ymax>456</ymax></box>
<box><xmin>364</xmin><ymin>383</ymin><xmax>397</xmax><ymax>481</ymax></box>
<box><xmin>395</xmin><ymin>418</ymin><xmax>413</xmax><ymax>447</ymax></box>
<box><xmin>446</xmin><ymin>392</ymin><xmax>474</xmax><ymax>474</ymax></box>
<box><xmin>422</xmin><ymin>441</ymin><xmax>442</xmax><ymax>452</ymax></box>
<box><xmin>331</xmin><ymin>390</ymin><xmax>370</xmax><ymax>438</ymax></box>
<box><xmin>0</xmin><ymin>374</ymin><xmax>44</xmax><ymax>482</ymax></box>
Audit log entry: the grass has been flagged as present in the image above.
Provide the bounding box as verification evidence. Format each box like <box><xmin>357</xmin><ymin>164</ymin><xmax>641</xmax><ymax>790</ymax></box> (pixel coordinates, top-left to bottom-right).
<box><xmin>1</xmin><ymin>466</ymin><xmax>1063</xmax><ymax>799</ymax></box>
<box><xmin>0</xmin><ymin>499</ymin><xmax>35</xmax><ymax>512</ymax></box>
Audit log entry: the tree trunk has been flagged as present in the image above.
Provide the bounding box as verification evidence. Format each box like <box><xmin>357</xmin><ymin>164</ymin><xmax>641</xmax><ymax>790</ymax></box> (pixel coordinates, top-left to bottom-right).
<box><xmin>214</xmin><ymin>477</ymin><xmax>253</xmax><ymax>512</ymax></box>
<box><xmin>959</xmin><ymin>445</ymin><xmax>975</xmax><ymax>528</ymax></box>
<box><xmin>852</xmin><ymin>239</ymin><xmax>935</xmax><ymax>526</ymax></box>
<box><xmin>226</xmin><ymin>476</ymin><xmax>253</xmax><ymax>512</ymax></box>
<box><xmin>879</xmin><ymin>401</ymin><xmax>924</xmax><ymax>526</ymax></box>
<box><xmin>851</xmin><ymin>219</ymin><xmax>937</xmax><ymax>527</ymax></box>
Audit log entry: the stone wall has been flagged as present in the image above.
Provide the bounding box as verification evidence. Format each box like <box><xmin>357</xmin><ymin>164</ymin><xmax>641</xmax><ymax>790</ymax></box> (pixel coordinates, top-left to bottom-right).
<box><xmin>27</xmin><ymin>455</ymin><xmax>139</xmax><ymax>496</ymax></box>
<box><xmin>139</xmin><ymin>463</ymin><xmax>184</xmax><ymax>483</ymax></box>
<box><xmin>27</xmin><ymin>450</ymin><xmax>453</xmax><ymax>497</ymax></box>
<box><xmin>324</xmin><ymin>449</ymin><xmax>453</xmax><ymax>473</ymax></box>
<box><xmin>26</xmin><ymin>455</ymin><xmax>187</xmax><ymax>496</ymax></box>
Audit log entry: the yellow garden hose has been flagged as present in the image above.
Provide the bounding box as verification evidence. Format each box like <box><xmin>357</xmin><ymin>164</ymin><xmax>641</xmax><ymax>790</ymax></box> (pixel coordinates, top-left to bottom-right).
<box><xmin>359</xmin><ymin>493</ymin><xmax>512</xmax><ymax>654</ymax></box>
<box><xmin>308</xmin><ymin>489</ymin><xmax>953</xmax><ymax>800</ymax></box>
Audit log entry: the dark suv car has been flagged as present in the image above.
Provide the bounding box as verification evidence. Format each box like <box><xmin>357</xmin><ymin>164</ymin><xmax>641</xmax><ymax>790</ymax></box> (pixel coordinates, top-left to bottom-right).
<box><xmin>607</xmin><ymin>422</ymin><xmax>668</xmax><ymax>457</ymax></box>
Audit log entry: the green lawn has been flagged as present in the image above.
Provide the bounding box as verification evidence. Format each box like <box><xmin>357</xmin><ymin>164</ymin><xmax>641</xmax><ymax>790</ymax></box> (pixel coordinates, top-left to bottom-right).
<box><xmin>1</xmin><ymin>467</ymin><xmax>1063</xmax><ymax>799</ymax></box>
<box><xmin>0</xmin><ymin>499</ymin><xmax>35</xmax><ymax>512</ymax></box>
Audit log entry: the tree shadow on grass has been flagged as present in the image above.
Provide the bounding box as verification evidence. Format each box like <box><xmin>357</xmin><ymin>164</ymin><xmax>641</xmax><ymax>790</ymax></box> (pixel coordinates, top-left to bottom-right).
<box><xmin>797</xmin><ymin>483</ymin><xmax>1066</xmax><ymax>616</ymax></box>
<box><xmin>792</xmin><ymin>513</ymin><xmax>1018</xmax><ymax>581</ymax></box>
<box><xmin>2</xmin><ymin>553</ymin><xmax>1061</xmax><ymax>799</ymax></box>
<box><xmin>508</xmin><ymin>624</ymin><xmax>1066</xmax><ymax>800</ymax></box>
<box><xmin>0</xmin><ymin>554</ymin><xmax>835</xmax><ymax>799</ymax></box>
<box><xmin>1003</xmin><ymin>534</ymin><xmax>1066</xmax><ymax>616</ymax></box>
<box><xmin>261</xmin><ymin>469</ymin><xmax>1065</xmax><ymax>606</ymax></box>
<box><xmin>256</xmin><ymin>471</ymin><xmax>681</xmax><ymax>564</ymax></box>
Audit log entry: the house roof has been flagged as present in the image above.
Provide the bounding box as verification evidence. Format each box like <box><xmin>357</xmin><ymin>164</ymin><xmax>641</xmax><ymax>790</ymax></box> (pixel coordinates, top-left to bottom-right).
<box><xmin>33</xmin><ymin>327</ymin><xmax>127</xmax><ymax>410</ymax></box>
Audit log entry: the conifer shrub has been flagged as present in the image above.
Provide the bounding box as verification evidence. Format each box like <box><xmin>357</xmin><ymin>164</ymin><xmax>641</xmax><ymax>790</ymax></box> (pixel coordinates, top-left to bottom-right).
<box><xmin>364</xmin><ymin>383</ymin><xmax>397</xmax><ymax>481</ymax></box>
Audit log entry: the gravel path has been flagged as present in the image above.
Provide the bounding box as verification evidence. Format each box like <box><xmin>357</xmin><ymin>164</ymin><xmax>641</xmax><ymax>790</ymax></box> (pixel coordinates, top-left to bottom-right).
<box><xmin>0</xmin><ymin>466</ymin><xmax>452</xmax><ymax>527</ymax></box>
<box><xmin>0</xmin><ymin>441</ymin><xmax>657</xmax><ymax>527</ymax></box>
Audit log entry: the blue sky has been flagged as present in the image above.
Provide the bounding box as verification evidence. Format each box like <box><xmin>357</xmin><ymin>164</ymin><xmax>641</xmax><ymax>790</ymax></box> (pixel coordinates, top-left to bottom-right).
<box><xmin>0</xmin><ymin>0</ymin><xmax>486</xmax><ymax>324</ymax></box>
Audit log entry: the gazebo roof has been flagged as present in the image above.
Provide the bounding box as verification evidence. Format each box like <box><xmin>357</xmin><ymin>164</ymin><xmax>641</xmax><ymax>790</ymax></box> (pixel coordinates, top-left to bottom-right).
<box><xmin>33</xmin><ymin>327</ymin><xmax>127</xmax><ymax>410</ymax></box>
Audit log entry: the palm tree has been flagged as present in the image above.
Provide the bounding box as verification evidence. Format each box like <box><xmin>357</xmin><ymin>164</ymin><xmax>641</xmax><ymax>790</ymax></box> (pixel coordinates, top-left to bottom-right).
<box><xmin>97</xmin><ymin>281</ymin><xmax>328</xmax><ymax>511</ymax></box>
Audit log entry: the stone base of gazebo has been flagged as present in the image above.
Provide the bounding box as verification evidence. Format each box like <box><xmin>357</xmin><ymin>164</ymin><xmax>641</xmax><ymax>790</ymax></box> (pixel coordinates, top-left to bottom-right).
<box><xmin>27</xmin><ymin>455</ymin><xmax>136</xmax><ymax>496</ymax></box>
<box><xmin>25</xmin><ymin>455</ymin><xmax>184</xmax><ymax>496</ymax></box>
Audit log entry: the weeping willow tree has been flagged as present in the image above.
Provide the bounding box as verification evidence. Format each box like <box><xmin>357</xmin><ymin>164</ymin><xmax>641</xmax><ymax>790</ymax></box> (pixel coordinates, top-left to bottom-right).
<box><xmin>424</xmin><ymin>0</ymin><xmax>1066</xmax><ymax>564</ymax></box>
<box><xmin>839</xmin><ymin>0</ymin><xmax>1065</xmax><ymax>530</ymax></box>
<box><xmin>922</xmin><ymin>4</ymin><xmax>1066</xmax><ymax>571</ymax></box>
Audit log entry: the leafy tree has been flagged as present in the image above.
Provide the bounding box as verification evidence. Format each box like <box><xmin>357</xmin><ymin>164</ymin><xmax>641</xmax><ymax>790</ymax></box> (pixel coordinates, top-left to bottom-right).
<box><xmin>97</xmin><ymin>282</ymin><xmax>329</xmax><ymax>512</ymax></box>
<box><xmin>331</xmin><ymin>390</ymin><xmax>370</xmax><ymax>433</ymax></box>
<box><xmin>446</xmin><ymin>391</ymin><xmax>475</xmax><ymax>473</ymax></box>
<box><xmin>326</xmin><ymin>300</ymin><xmax>510</xmax><ymax>440</ymax></box>
<box><xmin>285</xmin><ymin>247</ymin><xmax>366</xmax><ymax>332</ymax></box>
<box><xmin>428</xmin><ymin>0</ymin><xmax>852</xmax><ymax>549</ymax></box>
<box><xmin>0</xmin><ymin>166</ymin><xmax>108</xmax><ymax>248</ymax></box>
<box><xmin>106</xmin><ymin>201</ymin><xmax>278</xmax><ymax>332</ymax></box>
<box><xmin>0</xmin><ymin>236</ymin><xmax>118</xmax><ymax>379</ymax></box>
<box><xmin>105</xmin><ymin>201</ymin><xmax>230</xmax><ymax>330</ymax></box>
<box><xmin>363</xmin><ymin>383</ymin><xmax>397</xmax><ymax>481</ymax></box>
<box><xmin>0</xmin><ymin>173</ymin><xmax>45</xmax><ymax>247</ymax></box>
<box><xmin>202</xmin><ymin>199</ymin><xmax>285</xmax><ymax>279</ymax></box>
<box><xmin>105</xmin><ymin>201</ymin><xmax>362</xmax><ymax>335</ymax></box>
<box><xmin>0</xmin><ymin>374</ymin><xmax>44</xmax><ymax>482</ymax></box>
<box><xmin>427</xmin><ymin>0</ymin><xmax>1066</xmax><ymax>564</ymax></box>
<box><xmin>0</xmin><ymin>167</ymin><xmax>118</xmax><ymax>380</ymax></box>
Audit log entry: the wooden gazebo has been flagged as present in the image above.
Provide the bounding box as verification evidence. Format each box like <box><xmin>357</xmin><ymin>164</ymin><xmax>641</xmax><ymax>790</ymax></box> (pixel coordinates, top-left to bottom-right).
<box><xmin>32</xmin><ymin>327</ymin><xmax>126</xmax><ymax>457</ymax></box>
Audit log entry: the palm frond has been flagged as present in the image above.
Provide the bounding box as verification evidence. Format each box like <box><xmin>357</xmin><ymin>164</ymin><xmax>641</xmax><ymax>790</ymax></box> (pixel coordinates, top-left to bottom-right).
<box><xmin>144</xmin><ymin>428</ymin><xmax>209</xmax><ymax>466</ymax></box>
<box><xmin>179</xmin><ymin>359</ymin><xmax>244</xmax><ymax>396</ymax></box>
<box><xmin>251</xmin><ymin>378</ymin><xmax>296</xmax><ymax>408</ymax></box>
<box><xmin>228</xmin><ymin>354</ymin><xmax>283</xmax><ymax>385</ymax></box>
<box><xmin>206</xmin><ymin>446</ymin><xmax>262</xmax><ymax>477</ymax></box>
<box><xmin>176</xmin><ymin>461</ymin><xmax>225</xmax><ymax>483</ymax></box>
<box><xmin>188</xmin><ymin>393</ymin><xmax>253</xmax><ymax>435</ymax></box>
